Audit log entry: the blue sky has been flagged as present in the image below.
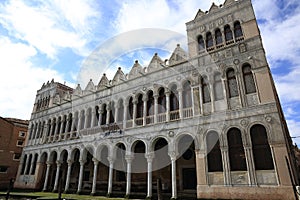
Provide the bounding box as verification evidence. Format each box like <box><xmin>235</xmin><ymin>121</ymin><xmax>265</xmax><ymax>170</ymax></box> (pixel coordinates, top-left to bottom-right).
<box><xmin>0</xmin><ymin>0</ymin><xmax>300</xmax><ymax>144</ymax></box>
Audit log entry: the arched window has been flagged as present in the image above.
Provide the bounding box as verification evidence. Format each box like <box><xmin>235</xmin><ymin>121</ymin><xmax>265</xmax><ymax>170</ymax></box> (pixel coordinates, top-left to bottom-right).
<box><xmin>206</xmin><ymin>32</ymin><xmax>213</xmax><ymax>48</ymax></box>
<box><xmin>117</xmin><ymin>100</ymin><xmax>124</xmax><ymax>122</ymax></box>
<box><xmin>21</xmin><ymin>155</ymin><xmax>27</xmax><ymax>175</ymax></box>
<box><xmin>57</xmin><ymin>117</ymin><xmax>61</xmax><ymax>134</ymax></box>
<box><xmin>31</xmin><ymin>154</ymin><xmax>38</xmax><ymax>175</ymax></box>
<box><xmin>25</xmin><ymin>154</ymin><xmax>32</xmax><ymax>175</ymax></box>
<box><xmin>51</xmin><ymin>119</ymin><xmax>56</xmax><ymax>135</ymax></box>
<box><xmin>128</xmin><ymin>97</ymin><xmax>134</xmax><ymax>120</ymax></box>
<box><xmin>80</xmin><ymin>111</ymin><xmax>85</xmax><ymax>129</ymax></box>
<box><xmin>215</xmin><ymin>29</ymin><xmax>223</xmax><ymax>45</ymax></box>
<box><xmin>67</xmin><ymin>113</ymin><xmax>72</xmax><ymax>132</ymax></box>
<box><xmin>147</xmin><ymin>91</ymin><xmax>154</xmax><ymax>116</ymax></box>
<box><xmin>198</xmin><ymin>35</ymin><xmax>205</xmax><ymax>50</ymax></box>
<box><xmin>206</xmin><ymin>131</ymin><xmax>223</xmax><ymax>172</ymax></box>
<box><xmin>250</xmin><ymin>124</ymin><xmax>274</xmax><ymax>170</ymax></box>
<box><xmin>109</xmin><ymin>102</ymin><xmax>115</xmax><ymax>124</ymax></box>
<box><xmin>182</xmin><ymin>81</ymin><xmax>192</xmax><ymax>108</ymax></box>
<box><xmin>242</xmin><ymin>64</ymin><xmax>256</xmax><ymax>94</ymax></box>
<box><xmin>170</xmin><ymin>85</ymin><xmax>179</xmax><ymax>111</ymax></box>
<box><xmin>227</xmin><ymin>68</ymin><xmax>239</xmax><ymax>97</ymax></box>
<box><xmin>201</xmin><ymin>76</ymin><xmax>211</xmax><ymax>103</ymax></box>
<box><xmin>47</xmin><ymin>120</ymin><xmax>51</xmax><ymax>136</ymax></box>
<box><xmin>234</xmin><ymin>21</ymin><xmax>243</xmax><ymax>38</ymax></box>
<box><xmin>224</xmin><ymin>25</ymin><xmax>233</xmax><ymax>42</ymax></box>
<box><xmin>136</xmin><ymin>94</ymin><xmax>143</xmax><ymax>118</ymax></box>
<box><xmin>228</xmin><ymin>128</ymin><xmax>247</xmax><ymax>171</ymax></box>
<box><xmin>101</xmin><ymin>104</ymin><xmax>107</xmax><ymax>125</ymax></box>
<box><xmin>214</xmin><ymin>73</ymin><xmax>224</xmax><ymax>100</ymax></box>
<box><xmin>158</xmin><ymin>88</ymin><xmax>166</xmax><ymax>113</ymax></box>
<box><xmin>62</xmin><ymin>115</ymin><xmax>67</xmax><ymax>133</ymax></box>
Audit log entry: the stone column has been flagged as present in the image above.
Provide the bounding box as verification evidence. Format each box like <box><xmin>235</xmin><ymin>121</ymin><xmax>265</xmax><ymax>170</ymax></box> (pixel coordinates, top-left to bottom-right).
<box><xmin>195</xmin><ymin>150</ymin><xmax>207</xmax><ymax>186</ymax></box>
<box><xmin>221</xmin><ymin>147</ymin><xmax>231</xmax><ymax>185</ymax></box>
<box><xmin>178</xmin><ymin>89</ymin><xmax>183</xmax><ymax>119</ymax></box>
<box><xmin>123</xmin><ymin>103</ymin><xmax>128</xmax><ymax>129</ymax></box>
<box><xmin>146</xmin><ymin>153</ymin><xmax>154</xmax><ymax>198</ymax></box>
<box><xmin>71</xmin><ymin>114</ymin><xmax>76</xmax><ymax>132</ymax></box>
<box><xmin>132</xmin><ymin>100</ymin><xmax>137</xmax><ymax>127</ymax></box>
<box><xmin>244</xmin><ymin>146</ymin><xmax>257</xmax><ymax>185</ymax></box>
<box><xmin>209</xmin><ymin>81</ymin><xmax>215</xmax><ymax>113</ymax></box>
<box><xmin>77</xmin><ymin>113</ymin><xmax>82</xmax><ymax>136</ymax></box>
<box><xmin>91</xmin><ymin>109</ymin><xmax>96</xmax><ymax>127</ymax></box>
<box><xmin>107</xmin><ymin>157</ymin><xmax>115</xmax><ymax>196</ymax></box>
<box><xmin>65</xmin><ymin>116</ymin><xmax>70</xmax><ymax>133</ymax></box>
<box><xmin>115</xmin><ymin>104</ymin><xmax>119</xmax><ymax>123</ymax></box>
<box><xmin>192</xmin><ymin>86</ymin><xmax>200</xmax><ymax>116</ymax></box>
<box><xmin>53</xmin><ymin>161</ymin><xmax>61</xmax><ymax>192</ymax></box>
<box><xmin>84</xmin><ymin>111</ymin><xmax>89</xmax><ymax>129</ymax></box>
<box><xmin>43</xmin><ymin>162</ymin><xmax>52</xmax><ymax>191</ymax></box>
<box><xmin>198</xmin><ymin>85</ymin><xmax>203</xmax><ymax>115</ymax></box>
<box><xmin>77</xmin><ymin>159</ymin><xmax>86</xmax><ymax>194</ymax></box>
<box><xmin>221</xmin><ymin>78</ymin><xmax>229</xmax><ymax>110</ymax></box>
<box><xmin>99</xmin><ymin>110</ymin><xmax>103</xmax><ymax>126</ymax></box>
<box><xmin>106</xmin><ymin>106</ymin><xmax>111</xmax><ymax>125</ymax></box>
<box><xmin>143</xmin><ymin>97</ymin><xmax>147</xmax><ymax>126</ymax></box>
<box><xmin>125</xmin><ymin>155</ymin><xmax>134</xmax><ymax>196</ymax></box>
<box><xmin>165</xmin><ymin>90</ymin><xmax>170</xmax><ymax>122</ymax></box>
<box><xmin>48</xmin><ymin>121</ymin><xmax>54</xmax><ymax>142</ymax></box>
<box><xmin>58</xmin><ymin>118</ymin><xmax>64</xmax><ymax>140</ymax></box>
<box><xmin>91</xmin><ymin>158</ymin><xmax>99</xmax><ymax>195</ymax></box>
<box><xmin>64</xmin><ymin>160</ymin><xmax>73</xmax><ymax>193</ymax></box>
<box><xmin>169</xmin><ymin>152</ymin><xmax>177</xmax><ymax>199</ymax></box>
<box><xmin>54</xmin><ymin>119</ymin><xmax>60</xmax><ymax>140</ymax></box>
<box><xmin>154</xmin><ymin>95</ymin><xmax>158</xmax><ymax>123</ymax></box>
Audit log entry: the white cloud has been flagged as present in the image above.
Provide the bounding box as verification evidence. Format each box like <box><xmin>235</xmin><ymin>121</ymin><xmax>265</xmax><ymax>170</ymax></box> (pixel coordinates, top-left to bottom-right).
<box><xmin>286</xmin><ymin>119</ymin><xmax>300</xmax><ymax>145</ymax></box>
<box><xmin>0</xmin><ymin>0</ymin><xmax>100</xmax><ymax>59</ymax></box>
<box><xmin>114</xmin><ymin>0</ymin><xmax>212</xmax><ymax>34</ymax></box>
<box><xmin>0</xmin><ymin>36</ymin><xmax>66</xmax><ymax>119</ymax></box>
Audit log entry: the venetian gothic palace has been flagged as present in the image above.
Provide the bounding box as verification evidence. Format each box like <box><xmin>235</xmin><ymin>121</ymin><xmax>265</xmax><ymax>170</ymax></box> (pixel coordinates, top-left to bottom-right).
<box><xmin>15</xmin><ymin>0</ymin><xmax>299</xmax><ymax>199</ymax></box>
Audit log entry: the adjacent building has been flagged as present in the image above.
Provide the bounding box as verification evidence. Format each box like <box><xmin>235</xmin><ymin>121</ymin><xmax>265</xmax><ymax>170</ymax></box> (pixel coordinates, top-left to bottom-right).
<box><xmin>14</xmin><ymin>0</ymin><xmax>299</xmax><ymax>199</ymax></box>
<box><xmin>0</xmin><ymin>117</ymin><xmax>28</xmax><ymax>189</ymax></box>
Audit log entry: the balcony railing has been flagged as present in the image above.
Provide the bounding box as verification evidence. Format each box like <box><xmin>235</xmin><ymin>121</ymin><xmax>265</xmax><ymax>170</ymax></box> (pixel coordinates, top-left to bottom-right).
<box><xmin>34</xmin><ymin>108</ymin><xmax>194</xmax><ymax>145</ymax></box>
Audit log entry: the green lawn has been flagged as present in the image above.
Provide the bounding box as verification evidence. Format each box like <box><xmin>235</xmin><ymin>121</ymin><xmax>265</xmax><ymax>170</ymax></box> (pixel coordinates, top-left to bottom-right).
<box><xmin>0</xmin><ymin>191</ymin><xmax>125</xmax><ymax>200</ymax></box>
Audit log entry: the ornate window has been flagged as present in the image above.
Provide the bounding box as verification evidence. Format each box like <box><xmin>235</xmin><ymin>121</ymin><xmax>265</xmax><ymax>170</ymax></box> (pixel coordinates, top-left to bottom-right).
<box><xmin>242</xmin><ymin>64</ymin><xmax>256</xmax><ymax>94</ymax></box>
<box><xmin>117</xmin><ymin>100</ymin><xmax>124</xmax><ymax>122</ymax></box>
<box><xmin>198</xmin><ymin>35</ymin><xmax>205</xmax><ymax>50</ymax></box>
<box><xmin>62</xmin><ymin>115</ymin><xmax>67</xmax><ymax>133</ymax></box>
<box><xmin>170</xmin><ymin>85</ymin><xmax>179</xmax><ymax>111</ymax></box>
<box><xmin>251</xmin><ymin>124</ymin><xmax>274</xmax><ymax>170</ymax></box>
<box><xmin>228</xmin><ymin>128</ymin><xmax>247</xmax><ymax>171</ymax></box>
<box><xmin>51</xmin><ymin>119</ymin><xmax>56</xmax><ymax>135</ymax></box>
<box><xmin>214</xmin><ymin>73</ymin><xmax>224</xmax><ymax>100</ymax></box>
<box><xmin>136</xmin><ymin>94</ymin><xmax>143</xmax><ymax>118</ymax></box>
<box><xmin>109</xmin><ymin>102</ymin><xmax>115</xmax><ymax>124</ymax></box>
<box><xmin>215</xmin><ymin>29</ymin><xmax>223</xmax><ymax>45</ymax></box>
<box><xmin>80</xmin><ymin>111</ymin><xmax>85</xmax><ymax>129</ymax></box>
<box><xmin>158</xmin><ymin>88</ymin><xmax>166</xmax><ymax>113</ymax></box>
<box><xmin>67</xmin><ymin>114</ymin><xmax>72</xmax><ymax>132</ymax></box>
<box><xmin>57</xmin><ymin>117</ymin><xmax>61</xmax><ymax>133</ymax></box>
<box><xmin>227</xmin><ymin>68</ymin><xmax>239</xmax><ymax>97</ymax></box>
<box><xmin>202</xmin><ymin>76</ymin><xmax>211</xmax><ymax>103</ymax></box>
<box><xmin>206</xmin><ymin>131</ymin><xmax>223</xmax><ymax>172</ymax></box>
<box><xmin>206</xmin><ymin>32</ymin><xmax>213</xmax><ymax>48</ymax></box>
<box><xmin>182</xmin><ymin>81</ymin><xmax>192</xmax><ymax>108</ymax></box>
<box><xmin>234</xmin><ymin>21</ymin><xmax>243</xmax><ymax>38</ymax></box>
<box><xmin>128</xmin><ymin>97</ymin><xmax>134</xmax><ymax>120</ymax></box>
<box><xmin>25</xmin><ymin>154</ymin><xmax>32</xmax><ymax>175</ymax></box>
<box><xmin>101</xmin><ymin>104</ymin><xmax>107</xmax><ymax>125</ymax></box>
<box><xmin>31</xmin><ymin>154</ymin><xmax>38</xmax><ymax>175</ymax></box>
<box><xmin>147</xmin><ymin>91</ymin><xmax>154</xmax><ymax>115</ymax></box>
<box><xmin>21</xmin><ymin>155</ymin><xmax>27</xmax><ymax>175</ymax></box>
<box><xmin>224</xmin><ymin>25</ymin><xmax>233</xmax><ymax>42</ymax></box>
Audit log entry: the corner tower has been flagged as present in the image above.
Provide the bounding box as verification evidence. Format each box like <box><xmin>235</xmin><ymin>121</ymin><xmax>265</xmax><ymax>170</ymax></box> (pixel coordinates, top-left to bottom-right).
<box><xmin>186</xmin><ymin>0</ymin><xmax>298</xmax><ymax>199</ymax></box>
